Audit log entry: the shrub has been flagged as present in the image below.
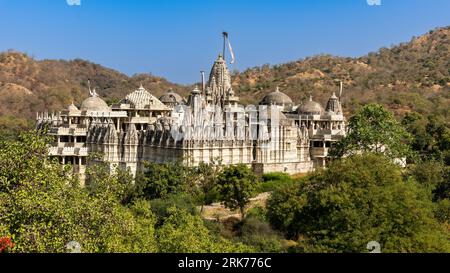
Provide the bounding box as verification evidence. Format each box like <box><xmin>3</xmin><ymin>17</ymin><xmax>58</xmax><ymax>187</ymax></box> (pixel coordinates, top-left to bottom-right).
<box><xmin>258</xmin><ymin>172</ymin><xmax>295</xmax><ymax>193</ymax></box>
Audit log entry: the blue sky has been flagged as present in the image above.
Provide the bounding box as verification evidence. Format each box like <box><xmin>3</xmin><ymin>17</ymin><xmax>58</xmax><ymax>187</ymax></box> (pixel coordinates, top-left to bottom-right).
<box><xmin>0</xmin><ymin>0</ymin><xmax>449</xmax><ymax>84</ymax></box>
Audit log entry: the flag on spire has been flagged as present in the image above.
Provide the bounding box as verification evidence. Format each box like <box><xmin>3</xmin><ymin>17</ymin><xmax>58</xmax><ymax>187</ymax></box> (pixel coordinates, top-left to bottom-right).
<box><xmin>222</xmin><ymin>32</ymin><xmax>235</xmax><ymax>64</ymax></box>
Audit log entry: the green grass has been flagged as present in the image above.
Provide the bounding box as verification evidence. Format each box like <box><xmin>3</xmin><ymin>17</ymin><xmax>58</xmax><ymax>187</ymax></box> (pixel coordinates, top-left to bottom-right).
<box><xmin>257</xmin><ymin>172</ymin><xmax>298</xmax><ymax>193</ymax></box>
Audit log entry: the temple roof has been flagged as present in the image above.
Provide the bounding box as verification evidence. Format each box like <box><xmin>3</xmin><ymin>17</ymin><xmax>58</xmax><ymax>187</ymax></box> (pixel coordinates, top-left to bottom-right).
<box><xmin>205</xmin><ymin>54</ymin><xmax>233</xmax><ymax>105</ymax></box>
<box><xmin>259</xmin><ymin>87</ymin><xmax>293</xmax><ymax>106</ymax></box>
<box><xmin>325</xmin><ymin>92</ymin><xmax>343</xmax><ymax>114</ymax></box>
<box><xmin>120</xmin><ymin>85</ymin><xmax>168</xmax><ymax>110</ymax></box>
<box><xmin>297</xmin><ymin>96</ymin><xmax>324</xmax><ymax>115</ymax></box>
<box><xmin>159</xmin><ymin>90</ymin><xmax>185</xmax><ymax>105</ymax></box>
<box><xmin>80</xmin><ymin>92</ymin><xmax>110</xmax><ymax>112</ymax></box>
<box><xmin>67</xmin><ymin>102</ymin><xmax>79</xmax><ymax>112</ymax></box>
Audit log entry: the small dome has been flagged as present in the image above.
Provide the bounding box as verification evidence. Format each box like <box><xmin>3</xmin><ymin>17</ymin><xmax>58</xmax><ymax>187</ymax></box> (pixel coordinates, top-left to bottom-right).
<box><xmin>298</xmin><ymin>96</ymin><xmax>324</xmax><ymax>115</ymax></box>
<box><xmin>67</xmin><ymin>102</ymin><xmax>79</xmax><ymax>112</ymax></box>
<box><xmin>259</xmin><ymin>87</ymin><xmax>293</xmax><ymax>107</ymax></box>
<box><xmin>80</xmin><ymin>95</ymin><xmax>110</xmax><ymax>112</ymax></box>
<box><xmin>191</xmin><ymin>86</ymin><xmax>201</xmax><ymax>94</ymax></box>
<box><xmin>159</xmin><ymin>90</ymin><xmax>184</xmax><ymax>105</ymax></box>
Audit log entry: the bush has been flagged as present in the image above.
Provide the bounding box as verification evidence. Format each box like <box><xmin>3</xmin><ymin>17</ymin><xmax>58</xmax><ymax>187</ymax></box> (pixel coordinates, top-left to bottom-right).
<box><xmin>435</xmin><ymin>199</ymin><xmax>450</xmax><ymax>224</ymax></box>
<box><xmin>135</xmin><ymin>161</ymin><xmax>195</xmax><ymax>200</ymax></box>
<box><xmin>0</xmin><ymin>132</ymin><xmax>158</xmax><ymax>253</ymax></box>
<box><xmin>258</xmin><ymin>172</ymin><xmax>295</xmax><ymax>193</ymax></box>
<box><xmin>150</xmin><ymin>193</ymin><xmax>198</xmax><ymax>225</ymax></box>
<box><xmin>236</xmin><ymin>216</ymin><xmax>284</xmax><ymax>253</ymax></box>
<box><xmin>156</xmin><ymin>207</ymin><xmax>253</xmax><ymax>253</ymax></box>
<box><xmin>267</xmin><ymin>153</ymin><xmax>450</xmax><ymax>253</ymax></box>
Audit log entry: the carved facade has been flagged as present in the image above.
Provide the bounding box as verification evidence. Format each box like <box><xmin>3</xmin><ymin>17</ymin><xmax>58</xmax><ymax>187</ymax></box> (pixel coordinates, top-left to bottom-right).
<box><xmin>36</xmin><ymin>54</ymin><xmax>346</xmax><ymax>184</ymax></box>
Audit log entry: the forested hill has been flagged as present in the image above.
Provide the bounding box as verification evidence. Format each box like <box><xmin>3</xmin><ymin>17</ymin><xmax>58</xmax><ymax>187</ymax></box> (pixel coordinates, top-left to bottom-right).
<box><xmin>233</xmin><ymin>26</ymin><xmax>450</xmax><ymax>117</ymax></box>
<box><xmin>0</xmin><ymin>53</ymin><xmax>190</xmax><ymax>134</ymax></box>
<box><xmin>0</xmin><ymin>26</ymin><xmax>449</xmax><ymax>135</ymax></box>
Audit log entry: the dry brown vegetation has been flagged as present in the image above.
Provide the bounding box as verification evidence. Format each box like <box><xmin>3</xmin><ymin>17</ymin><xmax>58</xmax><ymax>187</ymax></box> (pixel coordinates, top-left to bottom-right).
<box><xmin>233</xmin><ymin>26</ymin><xmax>450</xmax><ymax>118</ymax></box>
<box><xmin>0</xmin><ymin>26</ymin><xmax>448</xmax><ymax>137</ymax></box>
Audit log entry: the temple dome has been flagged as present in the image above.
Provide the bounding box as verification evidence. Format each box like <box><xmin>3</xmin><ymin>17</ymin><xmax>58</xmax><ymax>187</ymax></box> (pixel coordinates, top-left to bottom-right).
<box><xmin>80</xmin><ymin>95</ymin><xmax>109</xmax><ymax>112</ymax></box>
<box><xmin>121</xmin><ymin>85</ymin><xmax>166</xmax><ymax>109</ymax></box>
<box><xmin>67</xmin><ymin>102</ymin><xmax>79</xmax><ymax>112</ymax></box>
<box><xmin>159</xmin><ymin>90</ymin><xmax>184</xmax><ymax>105</ymax></box>
<box><xmin>298</xmin><ymin>96</ymin><xmax>324</xmax><ymax>115</ymax></box>
<box><xmin>259</xmin><ymin>87</ymin><xmax>293</xmax><ymax>107</ymax></box>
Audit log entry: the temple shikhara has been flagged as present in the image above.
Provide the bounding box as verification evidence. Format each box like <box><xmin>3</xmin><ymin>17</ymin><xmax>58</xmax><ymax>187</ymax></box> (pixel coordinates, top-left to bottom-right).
<box><xmin>36</xmin><ymin>42</ymin><xmax>346</xmax><ymax>183</ymax></box>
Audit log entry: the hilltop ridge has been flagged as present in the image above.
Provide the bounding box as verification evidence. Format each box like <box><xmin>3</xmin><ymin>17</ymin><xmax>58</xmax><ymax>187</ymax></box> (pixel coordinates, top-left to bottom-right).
<box><xmin>0</xmin><ymin>26</ymin><xmax>448</xmax><ymax>135</ymax></box>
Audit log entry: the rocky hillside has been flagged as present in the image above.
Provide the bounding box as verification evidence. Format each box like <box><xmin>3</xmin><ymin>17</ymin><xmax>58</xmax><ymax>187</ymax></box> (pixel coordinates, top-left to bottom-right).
<box><xmin>233</xmin><ymin>26</ymin><xmax>450</xmax><ymax>117</ymax></box>
<box><xmin>0</xmin><ymin>52</ymin><xmax>190</xmax><ymax>135</ymax></box>
<box><xmin>0</xmin><ymin>26</ymin><xmax>448</xmax><ymax>136</ymax></box>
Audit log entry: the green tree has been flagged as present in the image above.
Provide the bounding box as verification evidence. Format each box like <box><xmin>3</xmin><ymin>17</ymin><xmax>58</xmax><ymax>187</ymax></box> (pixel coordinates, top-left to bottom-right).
<box><xmin>156</xmin><ymin>206</ymin><xmax>252</xmax><ymax>253</ymax></box>
<box><xmin>331</xmin><ymin>104</ymin><xmax>413</xmax><ymax>161</ymax></box>
<box><xmin>402</xmin><ymin>112</ymin><xmax>432</xmax><ymax>157</ymax></box>
<box><xmin>0</xmin><ymin>132</ymin><xmax>158</xmax><ymax>253</ymax></box>
<box><xmin>267</xmin><ymin>153</ymin><xmax>450</xmax><ymax>253</ymax></box>
<box><xmin>410</xmin><ymin>160</ymin><xmax>449</xmax><ymax>201</ymax></box>
<box><xmin>193</xmin><ymin>161</ymin><xmax>222</xmax><ymax>212</ymax></box>
<box><xmin>402</xmin><ymin>112</ymin><xmax>450</xmax><ymax>163</ymax></box>
<box><xmin>425</xmin><ymin>115</ymin><xmax>450</xmax><ymax>164</ymax></box>
<box><xmin>435</xmin><ymin>199</ymin><xmax>450</xmax><ymax>228</ymax></box>
<box><xmin>266</xmin><ymin>185</ymin><xmax>307</xmax><ymax>238</ymax></box>
<box><xmin>150</xmin><ymin>193</ymin><xmax>198</xmax><ymax>225</ymax></box>
<box><xmin>135</xmin><ymin>161</ymin><xmax>195</xmax><ymax>200</ymax></box>
<box><xmin>217</xmin><ymin>164</ymin><xmax>260</xmax><ymax>219</ymax></box>
<box><xmin>237</xmin><ymin>216</ymin><xmax>285</xmax><ymax>253</ymax></box>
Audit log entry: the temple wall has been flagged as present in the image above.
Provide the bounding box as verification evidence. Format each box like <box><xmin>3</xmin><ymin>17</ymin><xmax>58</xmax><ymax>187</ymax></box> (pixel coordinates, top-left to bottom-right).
<box><xmin>252</xmin><ymin>161</ymin><xmax>313</xmax><ymax>175</ymax></box>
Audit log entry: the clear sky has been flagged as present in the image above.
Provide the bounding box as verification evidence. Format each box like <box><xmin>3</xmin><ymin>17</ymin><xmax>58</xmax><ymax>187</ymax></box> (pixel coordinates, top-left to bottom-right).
<box><xmin>0</xmin><ymin>0</ymin><xmax>449</xmax><ymax>84</ymax></box>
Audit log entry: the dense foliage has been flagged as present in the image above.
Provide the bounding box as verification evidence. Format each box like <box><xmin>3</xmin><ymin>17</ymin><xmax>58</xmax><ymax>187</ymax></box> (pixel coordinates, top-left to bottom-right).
<box><xmin>156</xmin><ymin>207</ymin><xmax>252</xmax><ymax>253</ymax></box>
<box><xmin>331</xmin><ymin>104</ymin><xmax>413</xmax><ymax>161</ymax></box>
<box><xmin>0</xmin><ymin>129</ymin><xmax>449</xmax><ymax>253</ymax></box>
<box><xmin>217</xmin><ymin>164</ymin><xmax>260</xmax><ymax>219</ymax></box>
<box><xmin>267</xmin><ymin>154</ymin><xmax>450</xmax><ymax>253</ymax></box>
<box><xmin>0</xmin><ymin>133</ymin><xmax>249</xmax><ymax>253</ymax></box>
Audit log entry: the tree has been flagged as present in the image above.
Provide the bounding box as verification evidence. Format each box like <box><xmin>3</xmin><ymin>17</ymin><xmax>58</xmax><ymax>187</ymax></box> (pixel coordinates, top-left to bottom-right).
<box><xmin>135</xmin><ymin>161</ymin><xmax>195</xmax><ymax>200</ymax></box>
<box><xmin>402</xmin><ymin>112</ymin><xmax>432</xmax><ymax>157</ymax></box>
<box><xmin>410</xmin><ymin>160</ymin><xmax>449</xmax><ymax>201</ymax></box>
<box><xmin>425</xmin><ymin>115</ymin><xmax>450</xmax><ymax>164</ymax></box>
<box><xmin>266</xmin><ymin>184</ymin><xmax>307</xmax><ymax>239</ymax></box>
<box><xmin>402</xmin><ymin>112</ymin><xmax>450</xmax><ymax>163</ymax></box>
<box><xmin>217</xmin><ymin>164</ymin><xmax>260</xmax><ymax>219</ymax></box>
<box><xmin>156</xmin><ymin>206</ymin><xmax>252</xmax><ymax>253</ymax></box>
<box><xmin>0</xmin><ymin>132</ymin><xmax>158</xmax><ymax>253</ymax></box>
<box><xmin>193</xmin><ymin>161</ymin><xmax>222</xmax><ymax>212</ymax></box>
<box><xmin>237</xmin><ymin>216</ymin><xmax>285</xmax><ymax>253</ymax></box>
<box><xmin>331</xmin><ymin>104</ymin><xmax>413</xmax><ymax>161</ymax></box>
<box><xmin>267</xmin><ymin>153</ymin><xmax>450</xmax><ymax>253</ymax></box>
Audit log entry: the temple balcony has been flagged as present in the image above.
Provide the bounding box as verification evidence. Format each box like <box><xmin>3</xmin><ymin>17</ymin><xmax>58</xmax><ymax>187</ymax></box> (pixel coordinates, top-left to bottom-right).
<box><xmin>49</xmin><ymin>127</ymin><xmax>88</xmax><ymax>136</ymax></box>
<box><xmin>129</xmin><ymin>116</ymin><xmax>156</xmax><ymax>123</ymax></box>
<box><xmin>48</xmin><ymin>147</ymin><xmax>88</xmax><ymax>156</ymax></box>
<box><xmin>310</xmin><ymin>147</ymin><xmax>330</xmax><ymax>158</ymax></box>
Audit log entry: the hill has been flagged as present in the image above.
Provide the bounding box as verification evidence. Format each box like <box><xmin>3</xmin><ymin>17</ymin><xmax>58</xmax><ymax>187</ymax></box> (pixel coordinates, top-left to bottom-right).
<box><xmin>0</xmin><ymin>26</ymin><xmax>448</xmax><ymax>136</ymax></box>
<box><xmin>233</xmin><ymin>26</ymin><xmax>449</xmax><ymax>118</ymax></box>
<box><xmin>0</xmin><ymin>52</ymin><xmax>190</xmax><ymax>135</ymax></box>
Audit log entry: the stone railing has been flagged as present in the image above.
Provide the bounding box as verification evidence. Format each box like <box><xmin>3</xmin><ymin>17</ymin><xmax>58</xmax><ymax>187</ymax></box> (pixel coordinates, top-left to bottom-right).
<box><xmin>310</xmin><ymin>147</ymin><xmax>329</xmax><ymax>157</ymax></box>
<box><xmin>49</xmin><ymin>127</ymin><xmax>87</xmax><ymax>136</ymax></box>
<box><xmin>48</xmin><ymin>147</ymin><xmax>88</xmax><ymax>156</ymax></box>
